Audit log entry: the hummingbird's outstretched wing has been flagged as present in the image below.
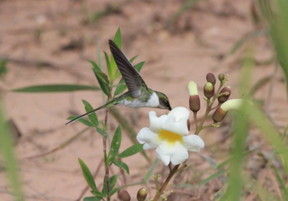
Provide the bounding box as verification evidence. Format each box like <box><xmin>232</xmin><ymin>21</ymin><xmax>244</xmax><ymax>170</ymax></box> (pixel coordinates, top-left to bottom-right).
<box><xmin>109</xmin><ymin>40</ymin><xmax>148</xmax><ymax>98</ymax></box>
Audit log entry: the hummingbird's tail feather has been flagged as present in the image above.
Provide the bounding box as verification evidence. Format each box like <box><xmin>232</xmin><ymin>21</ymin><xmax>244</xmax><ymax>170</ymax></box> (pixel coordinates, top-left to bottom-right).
<box><xmin>65</xmin><ymin>103</ymin><xmax>109</xmax><ymax>125</ymax></box>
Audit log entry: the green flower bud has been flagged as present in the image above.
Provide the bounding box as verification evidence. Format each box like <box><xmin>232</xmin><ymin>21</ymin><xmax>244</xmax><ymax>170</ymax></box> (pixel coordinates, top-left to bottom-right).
<box><xmin>137</xmin><ymin>188</ymin><xmax>147</xmax><ymax>201</ymax></box>
<box><xmin>118</xmin><ymin>189</ymin><xmax>131</xmax><ymax>201</ymax></box>
<box><xmin>218</xmin><ymin>73</ymin><xmax>225</xmax><ymax>82</ymax></box>
<box><xmin>204</xmin><ymin>82</ymin><xmax>214</xmax><ymax>99</ymax></box>
<box><xmin>206</xmin><ymin>73</ymin><xmax>216</xmax><ymax>85</ymax></box>
<box><xmin>218</xmin><ymin>86</ymin><xmax>231</xmax><ymax>104</ymax></box>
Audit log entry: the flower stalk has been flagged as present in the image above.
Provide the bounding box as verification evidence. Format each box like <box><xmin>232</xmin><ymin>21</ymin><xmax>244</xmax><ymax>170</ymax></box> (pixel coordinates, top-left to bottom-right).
<box><xmin>152</xmin><ymin>164</ymin><xmax>180</xmax><ymax>201</ymax></box>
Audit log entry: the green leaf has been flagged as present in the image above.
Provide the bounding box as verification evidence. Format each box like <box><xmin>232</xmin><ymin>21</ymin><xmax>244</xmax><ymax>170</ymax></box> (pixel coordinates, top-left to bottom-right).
<box><xmin>96</xmin><ymin>127</ymin><xmax>107</xmax><ymax>139</ymax></box>
<box><xmin>102</xmin><ymin>175</ymin><xmax>118</xmax><ymax>195</ymax></box>
<box><xmin>110</xmin><ymin>187</ymin><xmax>122</xmax><ymax>196</ymax></box>
<box><xmin>92</xmin><ymin>69</ymin><xmax>110</xmax><ymax>96</ymax></box>
<box><xmin>82</xmin><ymin>100</ymin><xmax>98</xmax><ymax>126</ymax></box>
<box><xmin>113</xmin><ymin>160</ymin><xmax>129</xmax><ymax>174</ymax></box>
<box><xmin>84</xmin><ymin>197</ymin><xmax>102</xmax><ymax>201</ymax></box>
<box><xmin>273</xmin><ymin>167</ymin><xmax>288</xmax><ymax>198</ymax></box>
<box><xmin>104</xmin><ymin>51</ymin><xmax>113</xmax><ymax>80</ymax></box>
<box><xmin>12</xmin><ymin>84</ymin><xmax>100</xmax><ymax>93</ymax></box>
<box><xmin>0</xmin><ymin>60</ymin><xmax>8</xmax><ymax>76</ymax></box>
<box><xmin>109</xmin><ymin>126</ymin><xmax>122</xmax><ymax>159</ymax></box>
<box><xmin>113</xmin><ymin>28</ymin><xmax>122</xmax><ymax>49</ymax></box>
<box><xmin>114</xmin><ymin>61</ymin><xmax>145</xmax><ymax>96</ymax></box>
<box><xmin>114</xmin><ymin>79</ymin><xmax>126</xmax><ymax>96</ymax></box>
<box><xmin>145</xmin><ymin>159</ymin><xmax>158</xmax><ymax>183</ymax></box>
<box><xmin>0</xmin><ymin>107</ymin><xmax>24</xmax><ymax>199</ymax></box>
<box><xmin>130</xmin><ymin>55</ymin><xmax>138</xmax><ymax>63</ymax></box>
<box><xmin>78</xmin><ymin>158</ymin><xmax>98</xmax><ymax>193</ymax></box>
<box><xmin>67</xmin><ymin>115</ymin><xmax>94</xmax><ymax>127</ymax></box>
<box><xmin>118</xmin><ymin>144</ymin><xmax>143</xmax><ymax>158</ymax></box>
<box><xmin>88</xmin><ymin>60</ymin><xmax>102</xmax><ymax>72</ymax></box>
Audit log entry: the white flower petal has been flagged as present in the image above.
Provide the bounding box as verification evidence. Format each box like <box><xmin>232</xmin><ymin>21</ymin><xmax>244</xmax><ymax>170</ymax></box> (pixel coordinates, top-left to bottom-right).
<box><xmin>137</xmin><ymin>127</ymin><xmax>160</xmax><ymax>149</ymax></box>
<box><xmin>149</xmin><ymin>111</ymin><xmax>168</xmax><ymax>132</ymax></box>
<box><xmin>183</xmin><ymin>134</ymin><xmax>205</xmax><ymax>152</ymax></box>
<box><xmin>167</xmin><ymin>107</ymin><xmax>190</xmax><ymax>121</ymax></box>
<box><xmin>156</xmin><ymin>142</ymin><xmax>188</xmax><ymax>166</ymax></box>
<box><xmin>170</xmin><ymin>142</ymin><xmax>189</xmax><ymax>165</ymax></box>
<box><xmin>156</xmin><ymin>146</ymin><xmax>171</xmax><ymax>166</ymax></box>
<box><xmin>162</xmin><ymin>115</ymin><xmax>189</xmax><ymax>136</ymax></box>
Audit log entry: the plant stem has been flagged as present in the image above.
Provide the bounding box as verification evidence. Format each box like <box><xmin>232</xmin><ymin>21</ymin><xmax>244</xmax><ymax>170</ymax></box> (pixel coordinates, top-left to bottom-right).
<box><xmin>152</xmin><ymin>164</ymin><xmax>180</xmax><ymax>201</ymax></box>
<box><xmin>195</xmin><ymin>82</ymin><xmax>224</xmax><ymax>135</ymax></box>
<box><xmin>103</xmin><ymin>106</ymin><xmax>110</xmax><ymax>201</ymax></box>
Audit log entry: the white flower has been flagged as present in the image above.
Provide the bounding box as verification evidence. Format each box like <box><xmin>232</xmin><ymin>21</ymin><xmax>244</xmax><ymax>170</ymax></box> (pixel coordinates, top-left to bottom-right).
<box><xmin>137</xmin><ymin>107</ymin><xmax>205</xmax><ymax>166</ymax></box>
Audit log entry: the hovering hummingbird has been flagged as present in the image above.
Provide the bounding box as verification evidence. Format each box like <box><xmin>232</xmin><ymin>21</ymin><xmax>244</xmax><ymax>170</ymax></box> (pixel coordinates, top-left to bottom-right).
<box><xmin>66</xmin><ymin>40</ymin><xmax>172</xmax><ymax>125</ymax></box>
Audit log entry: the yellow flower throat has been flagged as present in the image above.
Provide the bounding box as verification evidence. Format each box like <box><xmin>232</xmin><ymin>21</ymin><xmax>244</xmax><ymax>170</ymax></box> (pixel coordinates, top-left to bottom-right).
<box><xmin>158</xmin><ymin>130</ymin><xmax>183</xmax><ymax>144</ymax></box>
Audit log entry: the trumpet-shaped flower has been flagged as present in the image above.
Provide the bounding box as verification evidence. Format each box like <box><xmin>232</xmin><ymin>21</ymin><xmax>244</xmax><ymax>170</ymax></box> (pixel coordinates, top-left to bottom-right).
<box><xmin>137</xmin><ymin>107</ymin><xmax>205</xmax><ymax>166</ymax></box>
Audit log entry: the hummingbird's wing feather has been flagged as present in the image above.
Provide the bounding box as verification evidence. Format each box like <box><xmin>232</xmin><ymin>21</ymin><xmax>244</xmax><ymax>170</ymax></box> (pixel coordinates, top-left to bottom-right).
<box><xmin>109</xmin><ymin>40</ymin><xmax>148</xmax><ymax>98</ymax></box>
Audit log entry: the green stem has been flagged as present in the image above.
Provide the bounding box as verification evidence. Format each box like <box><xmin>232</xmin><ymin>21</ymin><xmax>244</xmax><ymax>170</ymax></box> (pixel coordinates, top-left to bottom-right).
<box><xmin>152</xmin><ymin>165</ymin><xmax>180</xmax><ymax>201</ymax></box>
<box><xmin>103</xmin><ymin>94</ymin><xmax>111</xmax><ymax>201</ymax></box>
<box><xmin>195</xmin><ymin>82</ymin><xmax>224</xmax><ymax>135</ymax></box>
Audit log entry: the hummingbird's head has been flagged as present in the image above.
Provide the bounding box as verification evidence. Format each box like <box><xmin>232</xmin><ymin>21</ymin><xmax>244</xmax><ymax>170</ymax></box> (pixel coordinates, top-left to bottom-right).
<box><xmin>155</xmin><ymin>91</ymin><xmax>172</xmax><ymax>111</ymax></box>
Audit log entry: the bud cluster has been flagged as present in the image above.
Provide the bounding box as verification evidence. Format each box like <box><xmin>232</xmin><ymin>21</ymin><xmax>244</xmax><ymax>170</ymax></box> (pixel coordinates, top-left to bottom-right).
<box><xmin>188</xmin><ymin>73</ymin><xmax>238</xmax><ymax>133</ymax></box>
<box><xmin>118</xmin><ymin>188</ymin><xmax>147</xmax><ymax>201</ymax></box>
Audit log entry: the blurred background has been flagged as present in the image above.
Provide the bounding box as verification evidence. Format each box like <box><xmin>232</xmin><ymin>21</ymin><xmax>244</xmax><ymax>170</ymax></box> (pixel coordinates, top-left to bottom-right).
<box><xmin>0</xmin><ymin>0</ymin><xmax>287</xmax><ymax>200</ymax></box>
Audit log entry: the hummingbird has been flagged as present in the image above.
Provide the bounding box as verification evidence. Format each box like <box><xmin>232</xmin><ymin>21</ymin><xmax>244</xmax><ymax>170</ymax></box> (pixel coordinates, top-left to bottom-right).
<box><xmin>65</xmin><ymin>40</ymin><xmax>172</xmax><ymax>125</ymax></box>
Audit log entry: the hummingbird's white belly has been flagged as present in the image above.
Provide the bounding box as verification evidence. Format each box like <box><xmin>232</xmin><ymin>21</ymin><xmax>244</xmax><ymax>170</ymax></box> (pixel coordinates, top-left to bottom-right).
<box><xmin>119</xmin><ymin>92</ymin><xmax>159</xmax><ymax>108</ymax></box>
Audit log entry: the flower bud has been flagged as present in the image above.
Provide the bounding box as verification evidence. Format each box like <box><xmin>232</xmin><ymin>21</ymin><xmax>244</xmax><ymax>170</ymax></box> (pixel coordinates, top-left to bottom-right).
<box><xmin>212</xmin><ymin>107</ymin><xmax>228</xmax><ymax>123</ymax></box>
<box><xmin>204</xmin><ymin>82</ymin><xmax>214</xmax><ymax>99</ymax></box>
<box><xmin>206</xmin><ymin>73</ymin><xmax>216</xmax><ymax>85</ymax></box>
<box><xmin>221</xmin><ymin>99</ymin><xmax>252</xmax><ymax>111</ymax></box>
<box><xmin>218</xmin><ymin>86</ymin><xmax>231</xmax><ymax>104</ymax></box>
<box><xmin>188</xmin><ymin>81</ymin><xmax>200</xmax><ymax>113</ymax></box>
<box><xmin>118</xmin><ymin>189</ymin><xmax>131</xmax><ymax>201</ymax></box>
<box><xmin>212</xmin><ymin>99</ymin><xmax>252</xmax><ymax>122</ymax></box>
<box><xmin>218</xmin><ymin>73</ymin><xmax>225</xmax><ymax>82</ymax></box>
<box><xmin>137</xmin><ymin>188</ymin><xmax>147</xmax><ymax>201</ymax></box>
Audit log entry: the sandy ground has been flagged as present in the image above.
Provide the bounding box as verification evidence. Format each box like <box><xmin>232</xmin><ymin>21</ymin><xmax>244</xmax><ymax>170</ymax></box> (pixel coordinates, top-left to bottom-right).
<box><xmin>0</xmin><ymin>0</ymin><xmax>287</xmax><ymax>200</ymax></box>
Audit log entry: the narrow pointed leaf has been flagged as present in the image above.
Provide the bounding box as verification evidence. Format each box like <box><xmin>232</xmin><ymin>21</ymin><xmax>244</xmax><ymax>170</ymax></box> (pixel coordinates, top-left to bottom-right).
<box><xmin>67</xmin><ymin>115</ymin><xmax>94</xmax><ymax>127</ymax></box>
<box><xmin>96</xmin><ymin>127</ymin><xmax>107</xmax><ymax>139</ymax></box>
<box><xmin>113</xmin><ymin>28</ymin><xmax>122</xmax><ymax>49</ymax></box>
<box><xmin>130</xmin><ymin>55</ymin><xmax>138</xmax><ymax>63</ymax></box>
<box><xmin>78</xmin><ymin>158</ymin><xmax>98</xmax><ymax>193</ymax></box>
<box><xmin>84</xmin><ymin>197</ymin><xmax>102</xmax><ymax>201</ymax></box>
<box><xmin>104</xmin><ymin>51</ymin><xmax>112</xmax><ymax>80</ymax></box>
<box><xmin>102</xmin><ymin>175</ymin><xmax>118</xmax><ymax>194</ymax></box>
<box><xmin>113</xmin><ymin>160</ymin><xmax>129</xmax><ymax>174</ymax></box>
<box><xmin>89</xmin><ymin>60</ymin><xmax>102</xmax><ymax>72</ymax></box>
<box><xmin>110</xmin><ymin>187</ymin><xmax>122</xmax><ymax>196</ymax></box>
<box><xmin>109</xmin><ymin>126</ymin><xmax>122</xmax><ymax>159</ymax></box>
<box><xmin>118</xmin><ymin>144</ymin><xmax>143</xmax><ymax>158</ymax></box>
<box><xmin>145</xmin><ymin>159</ymin><xmax>158</xmax><ymax>183</ymax></box>
<box><xmin>109</xmin><ymin>175</ymin><xmax>118</xmax><ymax>194</ymax></box>
<box><xmin>12</xmin><ymin>84</ymin><xmax>100</xmax><ymax>93</ymax></box>
<box><xmin>92</xmin><ymin>69</ymin><xmax>110</xmax><ymax>96</ymax></box>
<box><xmin>82</xmin><ymin>100</ymin><xmax>98</xmax><ymax>126</ymax></box>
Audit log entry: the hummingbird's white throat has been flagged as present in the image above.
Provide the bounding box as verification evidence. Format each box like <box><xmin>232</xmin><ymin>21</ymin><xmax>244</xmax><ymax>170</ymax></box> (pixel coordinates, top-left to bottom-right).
<box><xmin>120</xmin><ymin>92</ymin><xmax>160</xmax><ymax>108</ymax></box>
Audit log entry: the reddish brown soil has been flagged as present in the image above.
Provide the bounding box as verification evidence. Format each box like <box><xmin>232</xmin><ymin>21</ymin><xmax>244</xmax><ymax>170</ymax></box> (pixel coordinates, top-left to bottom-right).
<box><xmin>0</xmin><ymin>0</ymin><xmax>287</xmax><ymax>200</ymax></box>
